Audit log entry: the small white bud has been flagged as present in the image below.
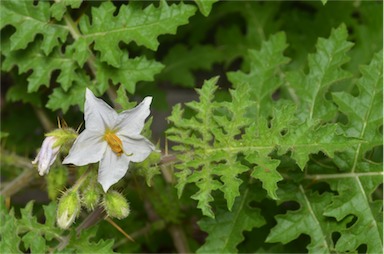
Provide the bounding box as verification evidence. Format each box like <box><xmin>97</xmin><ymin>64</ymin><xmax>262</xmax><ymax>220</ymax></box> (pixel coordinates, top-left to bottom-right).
<box><xmin>32</xmin><ymin>136</ymin><xmax>60</xmax><ymax>176</ymax></box>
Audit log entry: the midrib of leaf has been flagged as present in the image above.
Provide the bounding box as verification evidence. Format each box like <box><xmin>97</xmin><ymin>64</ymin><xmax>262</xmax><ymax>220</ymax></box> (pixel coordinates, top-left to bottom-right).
<box><xmin>206</xmin><ymin>146</ymin><xmax>273</xmax><ymax>153</ymax></box>
<box><xmin>347</xmin><ymin>60</ymin><xmax>381</xmax><ymax>242</ymax></box>
<box><xmin>205</xmin><ymin>141</ymin><xmax>354</xmax><ymax>153</ymax></box>
<box><xmin>308</xmin><ymin>61</ymin><xmax>328</xmax><ymax>121</ymax></box>
<box><xmin>244</xmin><ymin>2</ymin><xmax>266</xmax><ymax>41</ymax></box>
<box><xmin>31</xmin><ymin>53</ymin><xmax>73</xmax><ymax>63</ymax></box>
<box><xmin>305</xmin><ymin>171</ymin><xmax>383</xmax><ymax>180</ymax></box>
<box><xmin>350</xmin><ymin>82</ymin><xmax>379</xmax><ymax>173</ymax></box>
<box><xmin>8</xmin><ymin>6</ymin><xmax>68</xmax><ymax>31</ymax></box>
<box><xmin>5</xmin><ymin>6</ymin><xmax>69</xmax><ymax>36</ymax></box>
<box><xmin>163</xmin><ymin>57</ymin><xmax>197</xmax><ymax>72</ymax></box>
<box><xmin>61</xmin><ymin>9</ymin><xmax>100</xmax><ymax>78</ymax></box>
<box><xmin>82</xmin><ymin>21</ymin><xmax>168</xmax><ymax>38</ymax></box>
<box><xmin>197</xmin><ymin>185</ymin><xmax>265</xmax><ymax>253</ymax></box>
<box><xmin>355</xmin><ymin>176</ymin><xmax>380</xmax><ymax>237</ymax></box>
<box><xmin>201</xmin><ymin>93</ymin><xmax>215</xmax><ymax>147</ymax></box>
<box><xmin>61</xmin><ymin>10</ymin><xmax>81</xmax><ymax>40</ymax></box>
<box><xmin>161</xmin><ymin>46</ymin><xmax>220</xmax><ymax>73</ymax></box>
<box><xmin>19</xmin><ymin>225</ymin><xmax>63</xmax><ymax>243</ymax></box>
<box><xmin>222</xmin><ymin>187</ymin><xmax>249</xmax><ymax>250</ymax></box>
<box><xmin>307</xmin><ymin>47</ymin><xmax>348</xmax><ymax>121</ymax></box>
<box><xmin>299</xmin><ymin>185</ymin><xmax>329</xmax><ymax>251</ymax></box>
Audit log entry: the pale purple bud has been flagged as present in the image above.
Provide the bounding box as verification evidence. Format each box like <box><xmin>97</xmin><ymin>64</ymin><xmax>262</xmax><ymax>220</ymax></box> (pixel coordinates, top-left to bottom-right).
<box><xmin>32</xmin><ymin>136</ymin><xmax>60</xmax><ymax>176</ymax></box>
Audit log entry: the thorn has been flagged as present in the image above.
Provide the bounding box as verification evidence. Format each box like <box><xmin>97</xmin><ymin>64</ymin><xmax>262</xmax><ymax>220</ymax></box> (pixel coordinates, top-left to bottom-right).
<box><xmin>165</xmin><ymin>136</ymin><xmax>168</xmax><ymax>156</ymax></box>
<box><xmin>105</xmin><ymin>217</ymin><xmax>135</xmax><ymax>242</ymax></box>
<box><xmin>5</xmin><ymin>197</ymin><xmax>11</xmax><ymax>210</ymax></box>
<box><xmin>76</xmin><ymin>122</ymin><xmax>84</xmax><ymax>133</ymax></box>
<box><xmin>57</xmin><ymin>116</ymin><xmax>68</xmax><ymax>129</ymax></box>
<box><xmin>61</xmin><ymin>118</ymin><xmax>68</xmax><ymax>128</ymax></box>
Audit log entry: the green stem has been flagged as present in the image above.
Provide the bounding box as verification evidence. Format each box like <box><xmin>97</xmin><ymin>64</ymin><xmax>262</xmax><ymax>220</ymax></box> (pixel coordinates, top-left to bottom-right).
<box><xmin>0</xmin><ymin>149</ymin><xmax>37</xmax><ymax>197</ymax></box>
<box><xmin>61</xmin><ymin>9</ymin><xmax>97</xmax><ymax>76</ymax></box>
<box><xmin>33</xmin><ymin>106</ymin><xmax>55</xmax><ymax>131</ymax></box>
<box><xmin>71</xmin><ymin>166</ymin><xmax>93</xmax><ymax>192</ymax></box>
<box><xmin>158</xmin><ymin>156</ymin><xmax>190</xmax><ymax>253</ymax></box>
<box><xmin>61</xmin><ymin>5</ymin><xmax>118</xmax><ymax>107</ymax></box>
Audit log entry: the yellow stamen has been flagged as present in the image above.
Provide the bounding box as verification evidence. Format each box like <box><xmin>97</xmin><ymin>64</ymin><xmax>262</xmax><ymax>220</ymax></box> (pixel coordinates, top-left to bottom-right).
<box><xmin>104</xmin><ymin>131</ymin><xmax>124</xmax><ymax>156</ymax></box>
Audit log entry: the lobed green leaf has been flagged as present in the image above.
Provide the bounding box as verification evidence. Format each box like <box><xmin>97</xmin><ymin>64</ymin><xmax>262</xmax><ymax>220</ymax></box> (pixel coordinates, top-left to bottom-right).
<box><xmin>267</xmin><ymin>184</ymin><xmax>348</xmax><ymax>253</ymax></box>
<box><xmin>73</xmin><ymin>1</ymin><xmax>196</xmax><ymax>67</ymax></box>
<box><xmin>266</xmin><ymin>49</ymin><xmax>383</xmax><ymax>253</ymax></box>
<box><xmin>63</xmin><ymin>226</ymin><xmax>114</xmax><ymax>253</ymax></box>
<box><xmin>50</xmin><ymin>0</ymin><xmax>82</xmax><ymax>21</ymax></box>
<box><xmin>227</xmin><ymin>32</ymin><xmax>290</xmax><ymax>118</ymax></box>
<box><xmin>197</xmin><ymin>186</ymin><xmax>266</xmax><ymax>253</ymax></box>
<box><xmin>1</xmin><ymin>0</ymin><xmax>68</xmax><ymax>55</ymax></box>
<box><xmin>168</xmin><ymin>31</ymin><xmax>358</xmax><ymax>217</ymax></box>
<box><xmin>332</xmin><ymin>50</ymin><xmax>383</xmax><ymax>168</ymax></box>
<box><xmin>0</xmin><ymin>199</ymin><xmax>62</xmax><ymax>253</ymax></box>
<box><xmin>159</xmin><ymin>44</ymin><xmax>222</xmax><ymax>87</ymax></box>
<box><xmin>324</xmin><ymin>174</ymin><xmax>383</xmax><ymax>253</ymax></box>
<box><xmin>287</xmin><ymin>24</ymin><xmax>354</xmax><ymax>121</ymax></box>
<box><xmin>194</xmin><ymin>0</ymin><xmax>219</xmax><ymax>17</ymax></box>
<box><xmin>95</xmin><ymin>55</ymin><xmax>164</xmax><ymax>94</ymax></box>
<box><xmin>1</xmin><ymin>39</ymin><xmax>88</xmax><ymax>93</ymax></box>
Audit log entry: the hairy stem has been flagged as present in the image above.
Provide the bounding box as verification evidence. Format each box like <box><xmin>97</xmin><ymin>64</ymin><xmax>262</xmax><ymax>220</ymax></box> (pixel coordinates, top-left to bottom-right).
<box><xmin>33</xmin><ymin>106</ymin><xmax>55</xmax><ymax>131</ymax></box>
<box><xmin>0</xmin><ymin>149</ymin><xmax>37</xmax><ymax>197</ymax></box>
<box><xmin>61</xmin><ymin>6</ymin><xmax>118</xmax><ymax>107</ymax></box>
<box><xmin>159</xmin><ymin>152</ymin><xmax>190</xmax><ymax>253</ymax></box>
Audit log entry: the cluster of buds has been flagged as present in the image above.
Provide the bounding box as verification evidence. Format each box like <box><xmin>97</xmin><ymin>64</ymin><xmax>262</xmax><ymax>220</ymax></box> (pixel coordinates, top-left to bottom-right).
<box><xmin>33</xmin><ymin>128</ymin><xmax>132</xmax><ymax>228</ymax></box>
<box><xmin>56</xmin><ymin>187</ymin><xmax>130</xmax><ymax>229</ymax></box>
<box><xmin>32</xmin><ymin>88</ymin><xmax>156</xmax><ymax>229</ymax></box>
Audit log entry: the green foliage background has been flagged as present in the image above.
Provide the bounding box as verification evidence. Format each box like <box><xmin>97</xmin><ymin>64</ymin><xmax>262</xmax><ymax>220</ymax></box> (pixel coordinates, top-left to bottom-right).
<box><xmin>1</xmin><ymin>0</ymin><xmax>382</xmax><ymax>253</ymax></box>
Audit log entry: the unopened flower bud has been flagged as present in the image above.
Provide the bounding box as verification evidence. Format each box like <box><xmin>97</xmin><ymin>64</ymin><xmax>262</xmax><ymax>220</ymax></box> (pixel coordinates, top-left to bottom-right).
<box><xmin>32</xmin><ymin>136</ymin><xmax>60</xmax><ymax>176</ymax></box>
<box><xmin>82</xmin><ymin>187</ymin><xmax>101</xmax><ymax>211</ymax></box>
<box><xmin>32</xmin><ymin>127</ymin><xmax>77</xmax><ymax>176</ymax></box>
<box><xmin>57</xmin><ymin>189</ymin><xmax>80</xmax><ymax>229</ymax></box>
<box><xmin>46</xmin><ymin>127</ymin><xmax>78</xmax><ymax>153</ymax></box>
<box><xmin>103</xmin><ymin>191</ymin><xmax>130</xmax><ymax>219</ymax></box>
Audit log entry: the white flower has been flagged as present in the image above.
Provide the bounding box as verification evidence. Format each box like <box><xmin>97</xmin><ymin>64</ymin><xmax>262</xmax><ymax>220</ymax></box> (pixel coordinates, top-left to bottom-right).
<box><xmin>32</xmin><ymin>136</ymin><xmax>60</xmax><ymax>176</ymax></box>
<box><xmin>63</xmin><ymin>88</ymin><xmax>155</xmax><ymax>192</ymax></box>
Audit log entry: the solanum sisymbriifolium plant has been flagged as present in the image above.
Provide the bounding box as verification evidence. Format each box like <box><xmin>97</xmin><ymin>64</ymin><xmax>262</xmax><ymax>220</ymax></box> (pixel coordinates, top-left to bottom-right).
<box><xmin>62</xmin><ymin>88</ymin><xmax>155</xmax><ymax>193</ymax></box>
<box><xmin>0</xmin><ymin>0</ymin><xmax>382</xmax><ymax>253</ymax></box>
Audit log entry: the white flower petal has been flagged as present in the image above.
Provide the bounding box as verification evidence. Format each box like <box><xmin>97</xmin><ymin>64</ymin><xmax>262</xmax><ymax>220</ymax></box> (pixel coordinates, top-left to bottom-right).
<box><xmin>85</xmin><ymin>88</ymin><xmax>118</xmax><ymax>132</ymax></box>
<box><xmin>114</xmin><ymin>97</ymin><xmax>152</xmax><ymax>136</ymax></box>
<box><xmin>63</xmin><ymin>130</ymin><xmax>107</xmax><ymax>166</ymax></box>
<box><xmin>120</xmin><ymin>135</ymin><xmax>155</xmax><ymax>163</ymax></box>
<box><xmin>98</xmin><ymin>148</ymin><xmax>131</xmax><ymax>192</ymax></box>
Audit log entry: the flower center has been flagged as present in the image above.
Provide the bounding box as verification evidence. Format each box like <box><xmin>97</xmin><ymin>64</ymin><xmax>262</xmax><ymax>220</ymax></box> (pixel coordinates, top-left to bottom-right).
<box><xmin>104</xmin><ymin>131</ymin><xmax>124</xmax><ymax>156</ymax></box>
